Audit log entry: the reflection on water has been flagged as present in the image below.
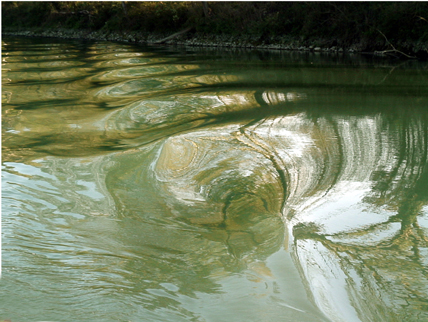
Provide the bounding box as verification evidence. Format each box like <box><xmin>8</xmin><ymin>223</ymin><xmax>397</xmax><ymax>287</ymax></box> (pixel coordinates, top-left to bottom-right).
<box><xmin>2</xmin><ymin>37</ymin><xmax>428</xmax><ymax>322</ymax></box>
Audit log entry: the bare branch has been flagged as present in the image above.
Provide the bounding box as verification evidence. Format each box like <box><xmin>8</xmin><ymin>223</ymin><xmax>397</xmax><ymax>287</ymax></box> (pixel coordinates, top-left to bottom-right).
<box><xmin>152</xmin><ymin>26</ymin><xmax>193</xmax><ymax>44</ymax></box>
<box><xmin>375</xmin><ymin>29</ymin><xmax>417</xmax><ymax>59</ymax></box>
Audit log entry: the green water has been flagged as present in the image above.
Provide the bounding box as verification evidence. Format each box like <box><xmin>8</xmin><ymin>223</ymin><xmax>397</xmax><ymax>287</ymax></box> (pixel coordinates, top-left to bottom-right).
<box><xmin>2</xmin><ymin>36</ymin><xmax>428</xmax><ymax>322</ymax></box>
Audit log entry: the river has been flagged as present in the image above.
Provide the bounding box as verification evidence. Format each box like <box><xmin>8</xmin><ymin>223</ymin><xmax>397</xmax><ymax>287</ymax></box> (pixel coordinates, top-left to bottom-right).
<box><xmin>2</xmin><ymin>36</ymin><xmax>428</xmax><ymax>322</ymax></box>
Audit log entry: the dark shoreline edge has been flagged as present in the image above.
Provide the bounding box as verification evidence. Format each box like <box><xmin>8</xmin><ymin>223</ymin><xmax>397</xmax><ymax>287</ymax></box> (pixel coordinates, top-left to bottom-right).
<box><xmin>3</xmin><ymin>27</ymin><xmax>428</xmax><ymax>59</ymax></box>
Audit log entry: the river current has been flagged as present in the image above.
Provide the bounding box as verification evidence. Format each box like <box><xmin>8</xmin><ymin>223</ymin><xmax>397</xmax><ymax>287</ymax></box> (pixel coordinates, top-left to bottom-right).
<box><xmin>2</xmin><ymin>36</ymin><xmax>428</xmax><ymax>322</ymax></box>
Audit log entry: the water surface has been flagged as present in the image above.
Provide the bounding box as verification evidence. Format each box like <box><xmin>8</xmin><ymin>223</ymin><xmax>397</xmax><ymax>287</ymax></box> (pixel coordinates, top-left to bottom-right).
<box><xmin>2</xmin><ymin>37</ymin><xmax>428</xmax><ymax>322</ymax></box>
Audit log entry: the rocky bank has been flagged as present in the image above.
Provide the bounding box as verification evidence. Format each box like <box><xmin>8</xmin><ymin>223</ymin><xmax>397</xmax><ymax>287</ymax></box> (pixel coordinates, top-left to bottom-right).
<box><xmin>3</xmin><ymin>27</ymin><xmax>428</xmax><ymax>59</ymax></box>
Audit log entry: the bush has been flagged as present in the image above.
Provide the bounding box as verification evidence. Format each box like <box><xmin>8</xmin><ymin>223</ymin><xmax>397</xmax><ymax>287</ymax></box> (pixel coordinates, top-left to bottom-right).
<box><xmin>2</xmin><ymin>1</ymin><xmax>427</xmax><ymax>47</ymax></box>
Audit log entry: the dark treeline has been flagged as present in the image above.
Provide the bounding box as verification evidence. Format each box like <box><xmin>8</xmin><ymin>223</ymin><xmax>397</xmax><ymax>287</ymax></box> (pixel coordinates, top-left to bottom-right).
<box><xmin>2</xmin><ymin>2</ymin><xmax>428</xmax><ymax>52</ymax></box>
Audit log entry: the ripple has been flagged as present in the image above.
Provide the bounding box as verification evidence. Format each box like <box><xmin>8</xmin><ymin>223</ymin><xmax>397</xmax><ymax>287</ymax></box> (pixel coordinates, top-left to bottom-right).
<box><xmin>2</xmin><ymin>36</ymin><xmax>428</xmax><ymax>322</ymax></box>
<box><xmin>89</xmin><ymin>64</ymin><xmax>199</xmax><ymax>82</ymax></box>
<box><xmin>3</xmin><ymin>60</ymin><xmax>86</xmax><ymax>70</ymax></box>
<box><xmin>152</xmin><ymin>125</ymin><xmax>284</xmax><ymax>227</ymax></box>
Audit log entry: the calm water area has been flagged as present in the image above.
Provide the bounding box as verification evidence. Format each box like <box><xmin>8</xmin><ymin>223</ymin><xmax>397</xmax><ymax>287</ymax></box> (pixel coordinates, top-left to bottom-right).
<box><xmin>2</xmin><ymin>36</ymin><xmax>428</xmax><ymax>322</ymax></box>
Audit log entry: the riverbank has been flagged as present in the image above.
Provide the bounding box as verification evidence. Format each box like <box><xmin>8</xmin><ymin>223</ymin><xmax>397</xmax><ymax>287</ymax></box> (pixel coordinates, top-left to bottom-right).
<box><xmin>2</xmin><ymin>2</ymin><xmax>428</xmax><ymax>59</ymax></box>
<box><xmin>4</xmin><ymin>27</ymin><xmax>428</xmax><ymax>60</ymax></box>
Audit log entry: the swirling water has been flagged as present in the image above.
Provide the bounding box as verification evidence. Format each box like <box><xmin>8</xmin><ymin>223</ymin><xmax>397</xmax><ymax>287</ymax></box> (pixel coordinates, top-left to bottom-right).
<box><xmin>2</xmin><ymin>36</ymin><xmax>428</xmax><ymax>322</ymax></box>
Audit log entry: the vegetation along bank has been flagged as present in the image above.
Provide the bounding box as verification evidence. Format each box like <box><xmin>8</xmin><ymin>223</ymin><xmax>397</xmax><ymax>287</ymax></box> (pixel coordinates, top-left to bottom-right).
<box><xmin>2</xmin><ymin>2</ymin><xmax>428</xmax><ymax>59</ymax></box>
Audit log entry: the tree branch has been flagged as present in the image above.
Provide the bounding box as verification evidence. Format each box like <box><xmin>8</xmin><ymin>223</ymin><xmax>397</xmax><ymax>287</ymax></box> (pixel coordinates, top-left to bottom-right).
<box><xmin>375</xmin><ymin>29</ymin><xmax>416</xmax><ymax>59</ymax></box>
<box><xmin>152</xmin><ymin>26</ymin><xmax>193</xmax><ymax>44</ymax></box>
